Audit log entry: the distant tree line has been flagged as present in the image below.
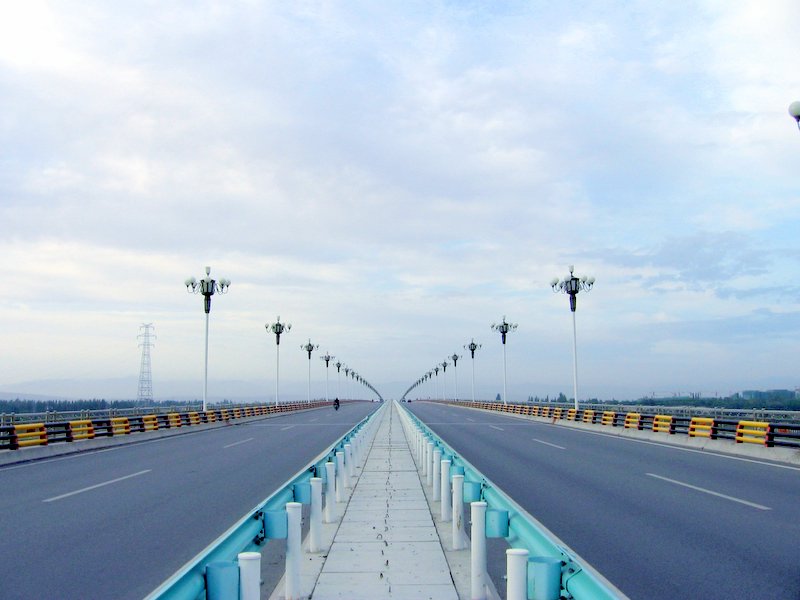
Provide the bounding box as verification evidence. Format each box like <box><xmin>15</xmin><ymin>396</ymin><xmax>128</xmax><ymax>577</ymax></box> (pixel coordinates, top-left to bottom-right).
<box><xmin>526</xmin><ymin>390</ymin><xmax>800</xmax><ymax>411</ymax></box>
<box><xmin>0</xmin><ymin>399</ymin><xmax>194</xmax><ymax>414</ymax></box>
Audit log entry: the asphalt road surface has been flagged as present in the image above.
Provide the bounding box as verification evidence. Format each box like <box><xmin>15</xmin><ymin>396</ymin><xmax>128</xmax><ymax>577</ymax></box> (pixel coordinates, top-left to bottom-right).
<box><xmin>405</xmin><ymin>401</ymin><xmax>800</xmax><ymax>600</ymax></box>
<box><xmin>0</xmin><ymin>402</ymin><xmax>376</xmax><ymax>600</ymax></box>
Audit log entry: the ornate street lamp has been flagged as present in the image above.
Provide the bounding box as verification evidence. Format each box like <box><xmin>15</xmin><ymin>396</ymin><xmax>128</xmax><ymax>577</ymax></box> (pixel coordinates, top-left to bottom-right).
<box><xmin>320</xmin><ymin>352</ymin><xmax>335</xmax><ymax>402</ymax></box>
<box><xmin>334</xmin><ymin>360</ymin><xmax>342</xmax><ymax>400</ymax></box>
<box><xmin>491</xmin><ymin>316</ymin><xmax>517</xmax><ymax>405</ymax></box>
<box><xmin>301</xmin><ymin>339</ymin><xmax>319</xmax><ymax>403</ymax></box>
<box><xmin>266</xmin><ymin>317</ymin><xmax>291</xmax><ymax>406</ymax></box>
<box><xmin>789</xmin><ymin>101</ymin><xmax>800</xmax><ymax>130</ymax></box>
<box><xmin>463</xmin><ymin>339</ymin><xmax>481</xmax><ymax>402</ymax></box>
<box><xmin>440</xmin><ymin>361</ymin><xmax>449</xmax><ymax>401</ymax></box>
<box><xmin>551</xmin><ymin>265</ymin><xmax>595</xmax><ymax>411</ymax></box>
<box><xmin>449</xmin><ymin>354</ymin><xmax>462</xmax><ymax>401</ymax></box>
<box><xmin>185</xmin><ymin>266</ymin><xmax>230</xmax><ymax>412</ymax></box>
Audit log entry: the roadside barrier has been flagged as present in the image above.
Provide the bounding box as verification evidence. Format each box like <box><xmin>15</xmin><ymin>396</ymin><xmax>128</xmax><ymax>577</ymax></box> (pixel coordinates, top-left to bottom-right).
<box><xmin>735</xmin><ymin>421</ymin><xmax>771</xmax><ymax>446</ymax></box>
<box><xmin>689</xmin><ymin>417</ymin><xmax>714</xmax><ymax>438</ymax></box>
<box><xmin>68</xmin><ymin>420</ymin><xmax>95</xmax><ymax>441</ymax></box>
<box><xmin>0</xmin><ymin>401</ymin><xmax>339</xmax><ymax>452</ymax></box>
<box><xmin>425</xmin><ymin>401</ymin><xmax>800</xmax><ymax>449</ymax></box>
<box><xmin>110</xmin><ymin>417</ymin><xmax>131</xmax><ymax>436</ymax></box>
<box><xmin>13</xmin><ymin>423</ymin><xmax>48</xmax><ymax>448</ymax></box>
<box><xmin>652</xmin><ymin>414</ymin><xmax>674</xmax><ymax>434</ymax></box>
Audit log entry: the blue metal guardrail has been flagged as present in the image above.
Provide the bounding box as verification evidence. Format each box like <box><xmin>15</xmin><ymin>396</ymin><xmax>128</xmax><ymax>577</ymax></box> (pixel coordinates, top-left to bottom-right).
<box><xmin>144</xmin><ymin>405</ymin><xmax>381</xmax><ymax>600</ymax></box>
<box><xmin>398</xmin><ymin>403</ymin><xmax>628</xmax><ymax>600</ymax></box>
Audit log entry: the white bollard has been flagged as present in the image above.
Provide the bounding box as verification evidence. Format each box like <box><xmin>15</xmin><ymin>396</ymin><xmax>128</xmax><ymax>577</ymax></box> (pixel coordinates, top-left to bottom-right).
<box><xmin>506</xmin><ymin>548</ymin><xmax>530</xmax><ymax>600</ymax></box>
<box><xmin>441</xmin><ymin>459</ymin><xmax>452</xmax><ymax>522</ymax></box>
<box><xmin>452</xmin><ymin>475</ymin><xmax>466</xmax><ymax>550</ymax></box>
<box><xmin>309</xmin><ymin>477</ymin><xmax>322</xmax><ymax>552</ymax></box>
<box><xmin>286</xmin><ymin>502</ymin><xmax>302</xmax><ymax>600</ymax></box>
<box><xmin>423</xmin><ymin>440</ymin><xmax>429</xmax><ymax>476</ymax></box>
<box><xmin>345</xmin><ymin>443</ymin><xmax>354</xmax><ymax>484</ymax></box>
<box><xmin>336</xmin><ymin>451</ymin><xmax>346</xmax><ymax>502</ymax></box>
<box><xmin>471</xmin><ymin>501</ymin><xmax>488</xmax><ymax>600</ymax></box>
<box><xmin>427</xmin><ymin>442</ymin><xmax>434</xmax><ymax>486</ymax></box>
<box><xmin>433</xmin><ymin>449</ymin><xmax>441</xmax><ymax>501</ymax></box>
<box><xmin>238</xmin><ymin>551</ymin><xmax>261</xmax><ymax>600</ymax></box>
<box><xmin>324</xmin><ymin>461</ymin><xmax>336</xmax><ymax>523</ymax></box>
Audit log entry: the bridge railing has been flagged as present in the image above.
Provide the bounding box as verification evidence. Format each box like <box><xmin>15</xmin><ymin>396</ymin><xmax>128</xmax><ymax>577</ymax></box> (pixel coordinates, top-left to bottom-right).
<box><xmin>429</xmin><ymin>400</ymin><xmax>800</xmax><ymax>448</ymax></box>
<box><xmin>0</xmin><ymin>401</ymin><xmax>338</xmax><ymax>451</ymax></box>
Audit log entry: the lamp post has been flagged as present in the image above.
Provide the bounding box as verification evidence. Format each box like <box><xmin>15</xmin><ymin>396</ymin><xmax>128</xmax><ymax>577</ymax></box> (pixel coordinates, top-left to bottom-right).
<box><xmin>464</xmin><ymin>339</ymin><xmax>481</xmax><ymax>403</ymax></box>
<box><xmin>266</xmin><ymin>317</ymin><xmax>291</xmax><ymax>406</ymax></box>
<box><xmin>301</xmin><ymin>339</ymin><xmax>319</xmax><ymax>404</ymax></box>
<box><xmin>433</xmin><ymin>366</ymin><xmax>441</xmax><ymax>401</ymax></box>
<box><xmin>440</xmin><ymin>361</ymin><xmax>449</xmax><ymax>401</ymax></box>
<box><xmin>320</xmin><ymin>352</ymin><xmax>335</xmax><ymax>402</ymax></box>
<box><xmin>789</xmin><ymin>101</ymin><xmax>800</xmax><ymax>130</ymax></box>
<box><xmin>491</xmin><ymin>316</ymin><xmax>517</xmax><ymax>405</ymax></box>
<box><xmin>350</xmin><ymin>370</ymin><xmax>357</xmax><ymax>400</ymax></box>
<box><xmin>449</xmin><ymin>354</ymin><xmax>462</xmax><ymax>401</ymax></box>
<box><xmin>184</xmin><ymin>266</ymin><xmax>230</xmax><ymax>412</ymax></box>
<box><xmin>335</xmin><ymin>361</ymin><xmax>342</xmax><ymax>400</ymax></box>
<box><xmin>551</xmin><ymin>265</ymin><xmax>595</xmax><ymax>411</ymax></box>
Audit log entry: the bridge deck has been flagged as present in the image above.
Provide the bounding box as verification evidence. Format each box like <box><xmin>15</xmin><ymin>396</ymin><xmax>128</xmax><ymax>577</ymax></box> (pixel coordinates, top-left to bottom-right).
<box><xmin>268</xmin><ymin>402</ymin><xmax>459</xmax><ymax>599</ymax></box>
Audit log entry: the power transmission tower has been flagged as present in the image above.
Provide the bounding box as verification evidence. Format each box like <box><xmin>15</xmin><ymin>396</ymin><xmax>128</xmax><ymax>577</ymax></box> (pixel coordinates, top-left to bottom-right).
<box><xmin>137</xmin><ymin>323</ymin><xmax>156</xmax><ymax>403</ymax></box>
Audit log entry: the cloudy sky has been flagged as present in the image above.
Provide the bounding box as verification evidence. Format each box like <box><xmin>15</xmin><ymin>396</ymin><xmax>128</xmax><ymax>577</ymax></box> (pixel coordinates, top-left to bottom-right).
<box><xmin>1</xmin><ymin>1</ymin><xmax>799</xmax><ymax>403</ymax></box>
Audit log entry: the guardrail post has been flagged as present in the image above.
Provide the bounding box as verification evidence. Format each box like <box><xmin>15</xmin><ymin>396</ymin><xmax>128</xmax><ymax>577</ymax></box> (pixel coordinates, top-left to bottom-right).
<box><xmin>423</xmin><ymin>440</ymin><xmax>430</xmax><ymax>477</ymax></box>
<box><xmin>471</xmin><ymin>501</ymin><xmax>488</xmax><ymax>600</ymax></box>
<box><xmin>237</xmin><ymin>551</ymin><xmax>261</xmax><ymax>600</ymax></box>
<box><xmin>433</xmin><ymin>449</ymin><xmax>442</xmax><ymax>501</ymax></box>
<box><xmin>453</xmin><ymin>474</ymin><xmax>466</xmax><ymax>549</ymax></box>
<box><xmin>336</xmin><ymin>451</ymin><xmax>346</xmax><ymax>502</ymax></box>
<box><xmin>286</xmin><ymin>502</ymin><xmax>302</xmax><ymax>600</ymax></box>
<box><xmin>427</xmin><ymin>442</ymin><xmax>435</xmax><ymax>486</ymax></box>
<box><xmin>441</xmin><ymin>458</ymin><xmax>452</xmax><ymax>521</ymax></box>
<box><xmin>345</xmin><ymin>443</ymin><xmax>354</xmax><ymax>485</ymax></box>
<box><xmin>506</xmin><ymin>548</ymin><xmax>529</xmax><ymax>600</ymax></box>
<box><xmin>324</xmin><ymin>461</ymin><xmax>336</xmax><ymax>522</ymax></box>
<box><xmin>309</xmin><ymin>477</ymin><xmax>323</xmax><ymax>552</ymax></box>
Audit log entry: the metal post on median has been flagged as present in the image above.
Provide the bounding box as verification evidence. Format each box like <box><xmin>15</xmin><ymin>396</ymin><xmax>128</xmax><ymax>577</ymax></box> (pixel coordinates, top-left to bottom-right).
<box><xmin>238</xmin><ymin>552</ymin><xmax>260</xmax><ymax>600</ymax></box>
<box><xmin>452</xmin><ymin>474</ymin><xmax>466</xmax><ymax>550</ymax></box>
<box><xmin>471</xmin><ymin>501</ymin><xmax>488</xmax><ymax>600</ymax></box>
<box><xmin>433</xmin><ymin>449</ymin><xmax>441</xmax><ymax>501</ymax></box>
<box><xmin>345</xmin><ymin>443</ymin><xmax>354</xmax><ymax>485</ymax></box>
<box><xmin>286</xmin><ymin>502</ymin><xmax>302</xmax><ymax>600</ymax></box>
<box><xmin>427</xmin><ymin>442</ymin><xmax>434</xmax><ymax>486</ymax></box>
<box><xmin>324</xmin><ymin>461</ymin><xmax>336</xmax><ymax>522</ymax></box>
<box><xmin>506</xmin><ymin>548</ymin><xmax>529</xmax><ymax>600</ymax></box>
<box><xmin>310</xmin><ymin>478</ymin><xmax>322</xmax><ymax>552</ymax></box>
<box><xmin>335</xmin><ymin>451</ymin><xmax>346</xmax><ymax>502</ymax></box>
<box><xmin>441</xmin><ymin>459</ymin><xmax>451</xmax><ymax>522</ymax></box>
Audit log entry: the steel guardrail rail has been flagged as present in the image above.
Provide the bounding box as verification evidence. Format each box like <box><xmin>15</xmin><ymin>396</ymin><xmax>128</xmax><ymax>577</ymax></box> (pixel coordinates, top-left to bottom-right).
<box><xmin>144</xmin><ymin>403</ymin><xmax>383</xmax><ymax>600</ymax></box>
<box><xmin>398</xmin><ymin>403</ymin><xmax>629</xmax><ymax>600</ymax></box>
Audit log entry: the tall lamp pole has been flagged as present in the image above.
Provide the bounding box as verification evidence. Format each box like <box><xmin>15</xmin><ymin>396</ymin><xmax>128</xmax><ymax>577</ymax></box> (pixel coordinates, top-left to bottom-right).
<box><xmin>335</xmin><ymin>361</ymin><xmax>342</xmax><ymax>400</ymax></box>
<box><xmin>301</xmin><ymin>339</ymin><xmax>319</xmax><ymax>403</ymax></box>
<box><xmin>449</xmin><ymin>354</ymin><xmax>461</xmax><ymax>401</ymax></box>
<box><xmin>266</xmin><ymin>317</ymin><xmax>291</xmax><ymax>406</ymax></box>
<box><xmin>464</xmin><ymin>339</ymin><xmax>481</xmax><ymax>402</ymax></box>
<box><xmin>320</xmin><ymin>352</ymin><xmax>335</xmax><ymax>402</ymax></box>
<box><xmin>185</xmin><ymin>266</ymin><xmax>230</xmax><ymax>412</ymax></box>
<box><xmin>440</xmin><ymin>361</ymin><xmax>449</xmax><ymax>401</ymax></box>
<box><xmin>551</xmin><ymin>265</ymin><xmax>595</xmax><ymax>410</ymax></box>
<box><xmin>491</xmin><ymin>316</ymin><xmax>517</xmax><ymax>406</ymax></box>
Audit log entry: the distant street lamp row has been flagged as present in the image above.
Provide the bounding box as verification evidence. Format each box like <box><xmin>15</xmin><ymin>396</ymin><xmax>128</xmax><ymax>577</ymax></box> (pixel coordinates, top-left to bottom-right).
<box><xmin>404</xmin><ymin>266</ymin><xmax>595</xmax><ymax>410</ymax></box>
<box><xmin>184</xmin><ymin>267</ymin><xmax>378</xmax><ymax>408</ymax></box>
